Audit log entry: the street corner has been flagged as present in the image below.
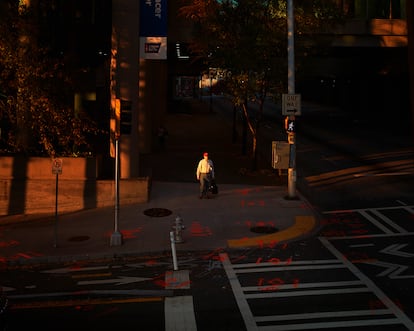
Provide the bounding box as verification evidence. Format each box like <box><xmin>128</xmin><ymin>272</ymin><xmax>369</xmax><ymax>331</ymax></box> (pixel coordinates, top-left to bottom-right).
<box><xmin>227</xmin><ymin>215</ymin><xmax>317</xmax><ymax>248</ymax></box>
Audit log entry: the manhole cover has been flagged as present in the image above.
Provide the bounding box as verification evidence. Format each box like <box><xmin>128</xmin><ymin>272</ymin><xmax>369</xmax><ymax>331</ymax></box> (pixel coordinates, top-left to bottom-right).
<box><xmin>68</xmin><ymin>235</ymin><xmax>90</xmax><ymax>242</ymax></box>
<box><xmin>143</xmin><ymin>208</ymin><xmax>172</xmax><ymax>217</ymax></box>
<box><xmin>250</xmin><ymin>226</ymin><xmax>278</xmax><ymax>234</ymax></box>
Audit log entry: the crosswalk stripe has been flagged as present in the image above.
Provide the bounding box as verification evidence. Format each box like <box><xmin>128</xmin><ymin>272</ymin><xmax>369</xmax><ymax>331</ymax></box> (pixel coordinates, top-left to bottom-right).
<box><xmin>165</xmin><ymin>296</ymin><xmax>197</xmax><ymax>331</ymax></box>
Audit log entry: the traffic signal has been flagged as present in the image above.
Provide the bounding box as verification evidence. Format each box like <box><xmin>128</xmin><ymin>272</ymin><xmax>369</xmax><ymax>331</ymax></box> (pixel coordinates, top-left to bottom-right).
<box><xmin>120</xmin><ymin>100</ymin><xmax>132</xmax><ymax>135</ymax></box>
<box><xmin>284</xmin><ymin>116</ymin><xmax>295</xmax><ymax>132</ymax></box>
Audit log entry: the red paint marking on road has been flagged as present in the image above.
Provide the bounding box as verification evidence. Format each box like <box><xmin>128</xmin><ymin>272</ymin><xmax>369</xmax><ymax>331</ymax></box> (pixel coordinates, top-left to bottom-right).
<box><xmin>234</xmin><ymin>189</ymin><xmax>252</xmax><ymax>196</ymax></box>
<box><xmin>268</xmin><ymin>258</ymin><xmax>281</xmax><ymax>265</ymax></box>
<box><xmin>120</xmin><ymin>228</ymin><xmax>143</xmax><ymax>239</ymax></box>
<box><xmin>190</xmin><ymin>221</ymin><xmax>212</xmax><ymax>237</ymax></box>
<box><xmin>368</xmin><ymin>298</ymin><xmax>403</xmax><ymax>311</ymax></box>
<box><xmin>104</xmin><ymin>227</ymin><xmax>143</xmax><ymax>239</ymax></box>
<box><xmin>257</xmin><ymin>277</ymin><xmax>301</xmax><ymax>291</ymax></box>
<box><xmin>202</xmin><ymin>248</ymin><xmax>225</xmax><ymax>260</ymax></box>
<box><xmin>231</xmin><ymin>255</ymin><xmax>247</xmax><ymax>263</ymax></box>
<box><xmin>240</xmin><ymin>200</ymin><xmax>266</xmax><ymax>208</ymax></box>
<box><xmin>0</xmin><ymin>240</ymin><xmax>20</xmax><ymax>248</ymax></box>
<box><xmin>144</xmin><ymin>259</ymin><xmax>158</xmax><ymax>266</ymax></box>
<box><xmin>293</xmin><ymin>278</ymin><xmax>300</xmax><ymax>288</ymax></box>
<box><xmin>2</xmin><ymin>251</ymin><xmax>45</xmax><ymax>261</ymax></box>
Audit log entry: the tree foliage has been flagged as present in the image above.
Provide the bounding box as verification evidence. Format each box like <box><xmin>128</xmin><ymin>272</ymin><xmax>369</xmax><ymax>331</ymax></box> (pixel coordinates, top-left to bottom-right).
<box><xmin>179</xmin><ymin>0</ymin><xmax>343</xmax><ymax>168</ymax></box>
<box><xmin>0</xmin><ymin>0</ymin><xmax>101</xmax><ymax>156</ymax></box>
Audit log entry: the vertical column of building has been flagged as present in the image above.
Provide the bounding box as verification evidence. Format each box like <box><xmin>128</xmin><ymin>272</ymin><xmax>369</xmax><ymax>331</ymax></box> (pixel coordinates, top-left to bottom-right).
<box><xmin>111</xmin><ymin>0</ymin><xmax>168</xmax><ymax>178</ymax></box>
<box><xmin>138</xmin><ymin>0</ymin><xmax>168</xmax><ymax>154</ymax></box>
<box><xmin>111</xmin><ymin>0</ymin><xmax>140</xmax><ymax>178</ymax></box>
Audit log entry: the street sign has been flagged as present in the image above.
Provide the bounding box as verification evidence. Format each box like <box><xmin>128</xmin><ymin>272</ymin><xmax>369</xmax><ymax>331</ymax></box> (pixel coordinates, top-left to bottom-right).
<box><xmin>52</xmin><ymin>158</ymin><xmax>63</xmax><ymax>175</ymax></box>
<box><xmin>282</xmin><ymin>94</ymin><xmax>301</xmax><ymax>116</ymax></box>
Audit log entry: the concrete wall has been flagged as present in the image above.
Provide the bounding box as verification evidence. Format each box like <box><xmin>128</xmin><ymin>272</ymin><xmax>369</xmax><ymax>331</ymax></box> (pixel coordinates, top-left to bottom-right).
<box><xmin>0</xmin><ymin>157</ymin><xmax>150</xmax><ymax>217</ymax></box>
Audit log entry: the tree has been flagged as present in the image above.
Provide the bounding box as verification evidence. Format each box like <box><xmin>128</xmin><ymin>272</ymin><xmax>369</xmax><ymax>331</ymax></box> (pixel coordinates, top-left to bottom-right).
<box><xmin>0</xmin><ymin>0</ymin><xmax>101</xmax><ymax>156</ymax></box>
<box><xmin>179</xmin><ymin>0</ymin><xmax>343</xmax><ymax>170</ymax></box>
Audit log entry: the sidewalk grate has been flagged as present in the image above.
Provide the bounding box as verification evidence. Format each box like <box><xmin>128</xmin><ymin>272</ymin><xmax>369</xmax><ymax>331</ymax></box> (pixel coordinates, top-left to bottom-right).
<box><xmin>250</xmin><ymin>225</ymin><xmax>278</xmax><ymax>234</ymax></box>
<box><xmin>143</xmin><ymin>208</ymin><xmax>172</xmax><ymax>218</ymax></box>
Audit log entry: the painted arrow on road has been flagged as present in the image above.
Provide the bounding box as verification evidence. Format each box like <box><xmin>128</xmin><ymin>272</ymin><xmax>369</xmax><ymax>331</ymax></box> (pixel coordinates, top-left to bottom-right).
<box><xmin>42</xmin><ymin>265</ymin><xmax>122</xmax><ymax>274</ymax></box>
<box><xmin>77</xmin><ymin>276</ymin><xmax>152</xmax><ymax>286</ymax></box>
<box><xmin>381</xmin><ymin>244</ymin><xmax>414</xmax><ymax>258</ymax></box>
<box><xmin>364</xmin><ymin>261</ymin><xmax>414</xmax><ymax>279</ymax></box>
<box><xmin>0</xmin><ymin>285</ymin><xmax>15</xmax><ymax>292</ymax></box>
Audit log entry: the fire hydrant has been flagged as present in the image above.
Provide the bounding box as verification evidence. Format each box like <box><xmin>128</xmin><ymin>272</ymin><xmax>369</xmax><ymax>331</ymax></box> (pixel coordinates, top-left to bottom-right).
<box><xmin>172</xmin><ymin>215</ymin><xmax>185</xmax><ymax>243</ymax></box>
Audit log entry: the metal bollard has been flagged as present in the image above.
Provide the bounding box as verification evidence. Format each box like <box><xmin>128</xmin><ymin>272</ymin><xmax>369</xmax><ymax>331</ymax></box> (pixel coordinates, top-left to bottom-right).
<box><xmin>172</xmin><ymin>215</ymin><xmax>185</xmax><ymax>243</ymax></box>
<box><xmin>170</xmin><ymin>231</ymin><xmax>178</xmax><ymax>271</ymax></box>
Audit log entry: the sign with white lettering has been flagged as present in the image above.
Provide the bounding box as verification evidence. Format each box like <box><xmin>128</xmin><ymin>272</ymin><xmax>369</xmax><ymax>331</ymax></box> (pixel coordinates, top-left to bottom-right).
<box><xmin>282</xmin><ymin>94</ymin><xmax>301</xmax><ymax>116</ymax></box>
<box><xmin>139</xmin><ymin>0</ymin><xmax>167</xmax><ymax>37</ymax></box>
<box><xmin>140</xmin><ymin>0</ymin><xmax>167</xmax><ymax>60</ymax></box>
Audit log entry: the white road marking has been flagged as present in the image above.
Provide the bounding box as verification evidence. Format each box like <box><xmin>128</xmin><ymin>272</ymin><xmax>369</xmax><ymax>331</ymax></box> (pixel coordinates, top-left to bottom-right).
<box><xmin>243</xmin><ymin>280</ymin><xmax>363</xmax><ymax>292</ymax></box>
<box><xmin>220</xmin><ymin>253</ymin><xmax>258</xmax><ymax>331</ymax></box>
<box><xmin>323</xmin><ymin>205</ymin><xmax>414</xmax><ymax>214</ymax></box>
<box><xmin>320</xmin><ymin>237</ymin><xmax>414</xmax><ymax>330</ymax></box>
<box><xmin>254</xmin><ymin>309</ymin><xmax>391</xmax><ymax>322</ymax></box>
<box><xmin>221</xmin><ymin>247</ymin><xmax>414</xmax><ymax>330</ymax></box>
<box><xmin>77</xmin><ymin>276</ymin><xmax>151</xmax><ymax>286</ymax></box>
<box><xmin>370</xmin><ymin>209</ymin><xmax>408</xmax><ymax>233</ymax></box>
<box><xmin>349</xmin><ymin>243</ymin><xmax>374</xmax><ymax>247</ymax></box>
<box><xmin>164</xmin><ymin>296</ymin><xmax>197</xmax><ymax>331</ymax></box>
<box><xmin>381</xmin><ymin>243</ymin><xmax>414</xmax><ymax>258</ymax></box>
<box><xmin>363</xmin><ymin>260</ymin><xmax>414</xmax><ymax>279</ymax></box>
<box><xmin>359</xmin><ymin>210</ymin><xmax>394</xmax><ymax>234</ymax></box>
<box><xmin>42</xmin><ymin>265</ymin><xmax>122</xmax><ymax>274</ymax></box>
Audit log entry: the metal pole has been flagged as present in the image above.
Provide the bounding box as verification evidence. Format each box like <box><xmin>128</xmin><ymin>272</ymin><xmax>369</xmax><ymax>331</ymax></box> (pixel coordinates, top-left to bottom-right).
<box><xmin>209</xmin><ymin>71</ymin><xmax>213</xmax><ymax>112</ymax></box>
<box><xmin>110</xmin><ymin>137</ymin><xmax>123</xmax><ymax>246</ymax></box>
<box><xmin>54</xmin><ymin>173</ymin><xmax>58</xmax><ymax>248</ymax></box>
<box><xmin>115</xmin><ymin>138</ymin><xmax>119</xmax><ymax>231</ymax></box>
<box><xmin>287</xmin><ymin>0</ymin><xmax>297</xmax><ymax>199</ymax></box>
<box><xmin>170</xmin><ymin>231</ymin><xmax>178</xmax><ymax>271</ymax></box>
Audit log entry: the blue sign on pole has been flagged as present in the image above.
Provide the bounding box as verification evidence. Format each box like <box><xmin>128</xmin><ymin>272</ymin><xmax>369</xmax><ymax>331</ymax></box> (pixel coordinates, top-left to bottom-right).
<box><xmin>140</xmin><ymin>0</ymin><xmax>167</xmax><ymax>37</ymax></box>
<box><xmin>140</xmin><ymin>0</ymin><xmax>167</xmax><ymax>59</ymax></box>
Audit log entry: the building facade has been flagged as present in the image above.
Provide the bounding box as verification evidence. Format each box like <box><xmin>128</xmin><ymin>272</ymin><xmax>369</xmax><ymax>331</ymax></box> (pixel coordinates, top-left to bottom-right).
<box><xmin>30</xmin><ymin>0</ymin><xmax>410</xmax><ymax>178</ymax></box>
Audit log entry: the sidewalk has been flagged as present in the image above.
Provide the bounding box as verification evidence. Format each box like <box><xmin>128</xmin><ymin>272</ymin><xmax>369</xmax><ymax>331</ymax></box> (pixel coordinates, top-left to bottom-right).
<box><xmin>0</xmin><ymin>99</ymin><xmax>319</xmax><ymax>265</ymax></box>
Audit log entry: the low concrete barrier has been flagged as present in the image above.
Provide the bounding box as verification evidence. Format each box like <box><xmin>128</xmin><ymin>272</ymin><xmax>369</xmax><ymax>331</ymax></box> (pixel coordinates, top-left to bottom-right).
<box><xmin>0</xmin><ymin>156</ymin><xmax>150</xmax><ymax>218</ymax></box>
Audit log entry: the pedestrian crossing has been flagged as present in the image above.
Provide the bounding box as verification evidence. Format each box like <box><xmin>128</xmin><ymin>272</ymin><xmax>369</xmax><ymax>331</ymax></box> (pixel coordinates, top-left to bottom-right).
<box><xmin>164</xmin><ymin>269</ymin><xmax>197</xmax><ymax>331</ymax></box>
<box><xmin>220</xmin><ymin>252</ymin><xmax>414</xmax><ymax>330</ymax></box>
<box><xmin>321</xmin><ymin>204</ymin><xmax>414</xmax><ymax>237</ymax></box>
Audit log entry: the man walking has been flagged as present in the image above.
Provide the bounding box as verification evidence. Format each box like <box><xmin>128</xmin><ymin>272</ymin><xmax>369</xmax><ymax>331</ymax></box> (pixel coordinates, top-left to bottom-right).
<box><xmin>196</xmin><ymin>152</ymin><xmax>215</xmax><ymax>199</ymax></box>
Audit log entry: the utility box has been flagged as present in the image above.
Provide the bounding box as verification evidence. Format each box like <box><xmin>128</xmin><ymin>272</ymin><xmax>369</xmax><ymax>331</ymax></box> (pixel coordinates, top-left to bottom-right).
<box><xmin>272</xmin><ymin>141</ymin><xmax>290</xmax><ymax>169</ymax></box>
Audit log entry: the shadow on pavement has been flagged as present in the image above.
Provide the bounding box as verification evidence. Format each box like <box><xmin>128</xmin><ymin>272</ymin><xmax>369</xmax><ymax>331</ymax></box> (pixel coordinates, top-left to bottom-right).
<box><xmin>140</xmin><ymin>98</ymin><xmax>285</xmax><ymax>187</ymax></box>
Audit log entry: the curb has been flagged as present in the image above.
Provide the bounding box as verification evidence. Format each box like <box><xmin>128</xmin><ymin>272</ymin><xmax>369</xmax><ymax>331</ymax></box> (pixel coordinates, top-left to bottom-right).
<box><xmin>227</xmin><ymin>215</ymin><xmax>316</xmax><ymax>248</ymax></box>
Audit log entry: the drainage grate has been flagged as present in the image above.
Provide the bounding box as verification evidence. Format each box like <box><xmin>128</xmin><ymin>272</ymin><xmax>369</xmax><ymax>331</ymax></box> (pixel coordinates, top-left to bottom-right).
<box><xmin>143</xmin><ymin>208</ymin><xmax>172</xmax><ymax>217</ymax></box>
<box><xmin>68</xmin><ymin>235</ymin><xmax>90</xmax><ymax>242</ymax></box>
<box><xmin>250</xmin><ymin>226</ymin><xmax>278</xmax><ymax>234</ymax></box>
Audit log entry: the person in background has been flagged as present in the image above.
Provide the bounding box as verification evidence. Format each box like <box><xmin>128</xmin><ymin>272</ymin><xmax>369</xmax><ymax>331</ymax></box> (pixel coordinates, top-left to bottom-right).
<box><xmin>157</xmin><ymin>125</ymin><xmax>168</xmax><ymax>151</ymax></box>
<box><xmin>196</xmin><ymin>152</ymin><xmax>214</xmax><ymax>199</ymax></box>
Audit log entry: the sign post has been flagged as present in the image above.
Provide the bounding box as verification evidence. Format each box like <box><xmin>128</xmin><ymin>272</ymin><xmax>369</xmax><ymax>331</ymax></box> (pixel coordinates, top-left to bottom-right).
<box><xmin>110</xmin><ymin>135</ymin><xmax>123</xmax><ymax>246</ymax></box>
<box><xmin>52</xmin><ymin>158</ymin><xmax>63</xmax><ymax>247</ymax></box>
